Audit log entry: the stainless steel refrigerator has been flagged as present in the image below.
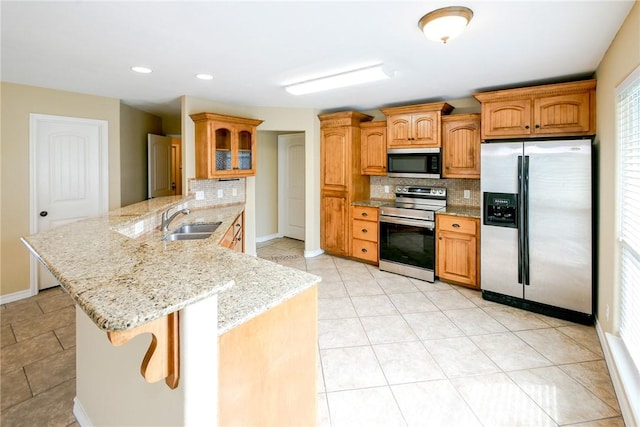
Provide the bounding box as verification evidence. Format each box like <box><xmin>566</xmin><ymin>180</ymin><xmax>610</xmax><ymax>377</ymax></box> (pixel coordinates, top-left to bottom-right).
<box><xmin>480</xmin><ymin>139</ymin><xmax>593</xmax><ymax>324</ymax></box>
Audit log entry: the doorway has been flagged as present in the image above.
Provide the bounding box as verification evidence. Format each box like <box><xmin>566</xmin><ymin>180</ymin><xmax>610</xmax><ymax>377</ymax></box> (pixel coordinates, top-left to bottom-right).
<box><xmin>29</xmin><ymin>114</ymin><xmax>109</xmax><ymax>291</ymax></box>
<box><xmin>278</xmin><ymin>133</ymin><xmax>305</xmax><ymax>241</ymax></box>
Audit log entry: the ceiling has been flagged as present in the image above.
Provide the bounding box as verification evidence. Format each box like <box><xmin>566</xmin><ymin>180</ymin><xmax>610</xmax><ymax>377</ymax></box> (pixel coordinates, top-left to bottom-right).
<box><xmin>1</xmin><ymin>1</ymin><xmax>635</xmax><ymax>118</ymax></box>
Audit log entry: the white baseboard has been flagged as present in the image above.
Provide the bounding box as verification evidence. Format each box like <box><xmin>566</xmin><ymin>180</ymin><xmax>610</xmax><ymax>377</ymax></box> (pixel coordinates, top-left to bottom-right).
<box><xmin>256</xmin><ymin>233</ymin><xmax>282</xmax><ymax>243</ymax></box>
<box><xmin>73</xmin><ymin>397</ymin><xmax>93</xmax><ymax>427</ymax></box>
<box><xmin>0</xmin><ymin>288</ymin><xmax>36</xmax><ymax>305</ymax></box>
<box><xmin>595</xmin><ymin>320</ymin><xmax>639</xmax><ymax>427</ymax></box>
<box><xmin>304</xmin><ymin>248</ymin><xmax>325</xmax><ymax>258</ymax></box>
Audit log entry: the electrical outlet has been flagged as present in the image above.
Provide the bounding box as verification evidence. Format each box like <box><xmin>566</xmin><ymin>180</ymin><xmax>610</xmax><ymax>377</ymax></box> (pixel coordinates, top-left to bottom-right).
<box><xmin>464</xmin><ymin>190</ymin><xmax>470</xmax><ymax>199</ymax></box>
<box><xmin>195</xmin><ymin>191</ymin><xmax>205</xmax><ymax>200</ymax></box>
<box><xmin>384</xmin><ymin>185</ymin><xmax>390</xmax><ymax>194</ymax></box>
<box><xmin>134</xmin><ymin>221</ymin><xmax>144</xmax><ymax>235</ymax></box>
<box><xmin>217</xmin><ymin>189</ymin><xmax>224</xmax><ymax>198</ymax></box>
<box><xmin>232</xmin><ymin>188</ymin><xmax>237</xmax><ymax>197</ymax></box>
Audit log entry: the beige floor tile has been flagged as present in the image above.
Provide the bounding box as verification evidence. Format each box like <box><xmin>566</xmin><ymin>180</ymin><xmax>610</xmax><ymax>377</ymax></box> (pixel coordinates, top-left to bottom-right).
<box><xmin>351</xmin><ymin>295</ymin><xmax>398</xmax><ymax>317</ymax></box>
<box><xmin>317</xmin><ymin>350</ymin><xmax>325</xmax><ymax>393</ymax></box>
<box><xmin>374</xmin><ymin>341</ymin><xmax>445</xmax><ymax>384</ymax></box>
<box><xmin>0</xmin><ymin>378</ymin><xmax>76</xmax><ymax>427</ymax></box>
<box><xmin>482</xmin><ymin>304</ymin><xmax>553</xmax><ymax>331</ymax></box>
<box><xmin>11</xmin><ymin>306</ymin><xmax>76</xmax><ymax>342</ymax></box>
<box><xmin>1</xmin><ymin>332</ymin><xmax>63</xmax><ymax>373</ymax></box>
<box><xmin>423</xmin><ymin>336</ymin><xmax>500</xmax><ymax>378</ymax></box>
<box><xmin>338</xmin><ymin>266</ymin><xmax>374</xmax><ymax>281</ymax></box>
<box><xmin>410</xmin><ymin>278</ymin><xmax>454</xmax><ymax>292</ymax></box>
<box><xmin>360</xmin><ymin>314</ymin><xmax>418</xmax><ymax>344</ymax></box>
<box><xmin>320</xmin><ymin>346</ymin><xmax>386</xmax><ymax>392</ymax></box>
<box><xmin>557</xmin><ymin>324</ymin><xmax>604</xmax><ymax>357</ymax></box>
<box><xmin>451</xmin><ymin>373</ymin><xmax>558</xmax><ymax>426</ymax></box>
<box><xmin>317</xmin><ymin>297</ymin><xmax>357</xmax><ymax>320</ymax></box>
<box><xmin>443</xmin><ymin>307</ymin><xmax>508</xmax><ymax>336</ymax></box>
<box><xmin>376</xmin><ymin>276</ymin><xmax>419</xmax><ymax>294</ymax></box>
<box><xmin>54</xmin><ymin>324</ymin><xmax>76</xmax><ymax>350</ymax></box>
<box><xmin>343</xmin><ymin>278</ymin><xmax>384</xmax><ymax>296</ymax></box>
<box><xmin>37</xmin><ymin>292</ymin><xmax>74</xmax><ymax>314</ymax></box>
<box><xmin>24</xmin><ymin>348</ymin><xmax>75</xmax><ymax>395</ymax></box>
<box><xmin>559</xmin><ymin>360</ymin><xmax>621</xmax><ymax>412</ymax></box>
<box><xmin>516</xmin><ymin>328</ymin><xmax>601</xmax><ymax>364</ymax></box>
<box><xmin>318</xmin><ymin>318</ymin><xmax>369</xmax><ymax>349</ymax></box>
<box><xmin>470</xmin><ymin>332</ymin><xmax>553</xmax><ymax>371</ymax></box>
<box><xmin>326</xmin><ymin>386</ymin><xmax>405</xmax><ymax>427</ymax></box>
<box><xmin>508</xmin><ymin>366</ymin><xmax>619</xmax><ymax>425</ymax></box>
<box><xmin>1</xmin><ymin>325</ymin><xmax>16</xmax><ymax>347</ymax></box>
<box><xmin>404</xmin><ymin>311</ymin><xmax>464</xmax><ymax>340</ymax></box>
<box><xmin>388</xmin><ymin>292</ymin><xmax>439</xmax><ymax>314</ymax></box>
<box><xmin>317</xmin><ymin>393</ymin><xmax>331</xmax><ymax>427</ymax></box>
<box><xmin>392</xmin><ymin>380</ymin><xmax>482</xmax><ymax>427</ymax></box>
<box><xmin>316</xmin><ymin>280</ymin><xmax>348</xmax><ymax>299</ymax></box>
<box><xmin>424</xmin><ymin>289</ymin><xmax>476</xmax><ymax>310</ymax></box>
<box><xmin>0</xmin><ymin>301</ymin><xmax>44</xmax><ymax>325</ymax></box>
<box><xmin>367</xmin><ymin>266</ymin><xmax>405</xmax><ymax>280</ymax></box>
<box><xmin>309</xmin><ymin>268</ymin><xmax>342</xmax><ymax>283</ymax></box>
<box><xmin>1</xmin><ymin>368</ymin><xmax>32</xmax><ymax>411</ymax></box>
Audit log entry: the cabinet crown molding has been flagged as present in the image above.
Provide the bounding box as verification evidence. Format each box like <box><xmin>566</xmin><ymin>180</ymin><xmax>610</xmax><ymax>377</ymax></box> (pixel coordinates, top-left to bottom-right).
<box><xmin>442</xmin><ymin>113</ymin><xmax>480</xmax><ymax>122</ymax></box>
<box><xmin>190</xmin><ymin>112</ymin><xmax>264</xmax><ymax>127</ymax></box>
<box><xmin>380</xmin><ymin>102</ymin><xmax>454</xmax><ymax>117</ymax></box>
<box><xmin>473</xmin><ymin>79</ymin><xmax>596</xmax><ymax>102</ymax></box>
<box><xmin>318</xmin><ymin>111</ymin><xmax>374</xmax><ymax>128</ymax></box>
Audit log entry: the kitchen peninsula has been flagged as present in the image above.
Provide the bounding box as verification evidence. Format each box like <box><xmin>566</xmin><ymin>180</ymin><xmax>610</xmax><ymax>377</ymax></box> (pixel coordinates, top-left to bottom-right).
<box><xmin>21</xmin><ymin>196</ymin><xmax>320</xmax><ymax>426</ymax></box>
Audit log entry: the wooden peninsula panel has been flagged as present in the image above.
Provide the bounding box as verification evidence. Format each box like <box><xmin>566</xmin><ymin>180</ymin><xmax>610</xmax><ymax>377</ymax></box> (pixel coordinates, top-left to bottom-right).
<box><xmin>218</xmin><ymin>286</ymin><xmax>318</xmax><ymax>426</ymax></box>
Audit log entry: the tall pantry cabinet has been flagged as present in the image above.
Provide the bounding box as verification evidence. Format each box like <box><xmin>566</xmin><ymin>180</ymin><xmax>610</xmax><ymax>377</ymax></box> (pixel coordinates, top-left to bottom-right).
<box><xmin>319</xmin><ymin>111</ymin><xmax>373</xmax><ymax>257</ymax></box>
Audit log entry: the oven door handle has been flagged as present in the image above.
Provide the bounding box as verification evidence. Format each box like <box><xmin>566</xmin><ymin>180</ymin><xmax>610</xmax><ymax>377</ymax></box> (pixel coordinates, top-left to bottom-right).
<box><xmin>380</xmin><ymin>215</ymin><xmax>435</xmax><ymax>230</ymax></box>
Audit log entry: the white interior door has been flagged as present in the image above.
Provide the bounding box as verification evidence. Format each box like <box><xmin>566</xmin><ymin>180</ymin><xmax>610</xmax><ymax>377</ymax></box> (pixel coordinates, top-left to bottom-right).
<box><xmin>31</xmin><ymin>114</ymin><xmax>108</xmax><ymax>290</ymax></box>
<box><xmin>148</xmin><ymin>134</ymin><xmax>174</xmax><ymax>198</ymax></box>
<box><xmin>278</xmin><ymin>133</ymin><xmax>305</xmax><ymax>241</ymax></box>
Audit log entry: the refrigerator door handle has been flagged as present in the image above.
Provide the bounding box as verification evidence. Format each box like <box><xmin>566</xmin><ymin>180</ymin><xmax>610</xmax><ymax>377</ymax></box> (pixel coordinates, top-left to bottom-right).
<box><xmin>517</xmin><ymin>156</ymin><xmax>524</xmax><ymax>285</ymax></box>
<box><xmin>523</xmin><ymin>155</ymin><xmax>530</xmax><ymax>286</ymax></box>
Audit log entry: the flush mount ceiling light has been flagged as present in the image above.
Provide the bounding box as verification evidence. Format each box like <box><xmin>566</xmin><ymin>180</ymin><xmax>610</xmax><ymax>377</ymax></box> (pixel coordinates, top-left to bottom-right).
<box><xmin>284</xmin><ymin>64</ymin><xmax>392</xmax><ymax>95</ymax></box>
<box><xmin>196</xmin><ymin>73</ymin><xmax>214</xmax><ymax>80</ymax></box>
<box><xmin>418</xmin><ymin>6</ymin><xmax>473</xmax><ymax>44</ymax></box>
<box><xmin>131</xmin><ymin>66</ymin><xmax>152</xmax><ymax>74</ymax></box>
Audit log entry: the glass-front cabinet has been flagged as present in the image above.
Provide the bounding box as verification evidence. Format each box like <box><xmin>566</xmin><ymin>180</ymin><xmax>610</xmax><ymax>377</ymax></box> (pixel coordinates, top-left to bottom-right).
<box><xmin>191</xmin><ymin>113</ymin><xmax>264</xmax><ymax>178</ymax></box>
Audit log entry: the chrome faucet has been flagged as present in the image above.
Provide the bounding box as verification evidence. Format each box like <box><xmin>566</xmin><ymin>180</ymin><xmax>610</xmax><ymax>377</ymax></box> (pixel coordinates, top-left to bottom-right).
<box><xmin>161</xmin><ymin>208</ymin><xmax>190</xmax><ymax>232</ymax></box>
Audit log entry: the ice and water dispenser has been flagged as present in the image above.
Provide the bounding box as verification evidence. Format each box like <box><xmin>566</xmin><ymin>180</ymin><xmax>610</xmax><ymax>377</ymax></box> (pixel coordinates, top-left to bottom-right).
<box><xmin>483</xmin><ymin>193</ymin><xmax>518</xmax><ymax>228</ymax></box>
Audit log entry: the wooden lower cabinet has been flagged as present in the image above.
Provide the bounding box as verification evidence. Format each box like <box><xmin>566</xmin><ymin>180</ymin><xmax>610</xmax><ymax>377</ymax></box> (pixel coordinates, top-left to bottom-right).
<box><xmin>321</xmin><ymin>193</ymin><xmax>349</xmax><ymax>256</ymax></box>
<box><xmin>220</xmin><ymin>212</ymin><xmax>244</xmax><ymax>252</ymax></box>
<box><xmin>350</xmin><ymin>206</ymin><xmax>379</xmax><ymax>264</ymax></box>
<box><xmin>436</xmin><ymin>214</ymin><xmax>480</xmax><ymax>288</ymax></box>
<box><xmin>218</xmin><ymin>286</ymin><xmax>318</xmax><ymax>426</ymax></box>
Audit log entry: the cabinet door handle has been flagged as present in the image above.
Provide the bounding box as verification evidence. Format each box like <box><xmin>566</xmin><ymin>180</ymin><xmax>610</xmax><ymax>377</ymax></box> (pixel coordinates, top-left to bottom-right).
<box><xmin>236</xmin><ymin>223</ymin><xmax>241</xmax><ymax>228</ymax></box>
<box><xmin>362</xmin><ymin>212</ymin><xmax>368</xmax><ymax>217</ymax></box>
<box><xmin>362</xmin><ymin>228</ymin><xmax>368</xmax><ymax>233</ymax></box>
<box><xmin>361</xmin><ymin>248</ymin><xmax>368</xmax><ymax>253</ymax></box>
<box><xmin>535</xmin><ymin>124</ymin><xmax>540</xmax><ymax>129</ymax></box>
<box><xmin>525</xmin><ymin>125</ymin><xmax>530</xmax><ymax>130</ymax></box>
<box><xmin>452</xmin><ymin>223</ymin><xmax>461</xmax><ymax>228</ymax></box>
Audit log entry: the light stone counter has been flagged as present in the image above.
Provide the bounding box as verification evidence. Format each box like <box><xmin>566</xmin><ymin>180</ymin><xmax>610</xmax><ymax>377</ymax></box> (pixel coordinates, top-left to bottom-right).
<box><xmin>22</xmin><ymin>196</ymin><xmax>320</xmax><ymax>333</ymax></box>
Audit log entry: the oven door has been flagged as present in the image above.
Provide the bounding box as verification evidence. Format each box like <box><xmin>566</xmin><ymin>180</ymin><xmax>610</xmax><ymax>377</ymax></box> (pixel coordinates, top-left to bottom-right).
<box><xmin>379</xmin><ymin>215</ymin><xmax>436</xmax><ymax>280</ymax></box>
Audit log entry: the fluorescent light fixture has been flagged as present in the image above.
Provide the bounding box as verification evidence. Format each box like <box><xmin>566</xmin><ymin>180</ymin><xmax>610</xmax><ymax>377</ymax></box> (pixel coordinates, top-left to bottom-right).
<box><xmin>418</xmin><ymin>6</ymin><xmax>473</xmax><ymax>44</ymax></box>
<box><xmin>285</xmin><ymin>64</ymin><xmax>392</xmax><ymax>95</ymax></box>
<box><xmin>196</xmin><ymin>73</ymin><xmax>214</xmax><ymax>80</ymax></box>
<box><xmin>131</xmin><ymin>66</ymin><xmax>152</xmax><ymax>74</ymax></box>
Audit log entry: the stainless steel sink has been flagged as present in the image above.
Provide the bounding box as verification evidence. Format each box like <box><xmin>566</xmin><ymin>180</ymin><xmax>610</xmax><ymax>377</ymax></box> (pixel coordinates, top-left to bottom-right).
<box><xmin>173</xmin><ymin>222</ymin><xmax>221</xmax><ymax>234</ymax></box>
<box><xmin>162</xmin><ymin>222</ymin><xmax>222</xmax><ymax>241</ymax></box>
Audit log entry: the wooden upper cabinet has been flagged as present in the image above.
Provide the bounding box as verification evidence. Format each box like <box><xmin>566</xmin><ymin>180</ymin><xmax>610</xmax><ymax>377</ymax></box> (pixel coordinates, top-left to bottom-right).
<box><xmin>381</xmin><ymin>102</ymin><xmax>454</xmax><ymax>148</ymax></box>
<box><xmin>360</xmin><ymin>121</ymin><xmax>387</xmax><ymax>175</ymax></box>
<box><xmin>442</xmin><ymin>114</ymin><xmax>481</xmax><ymax>179</ymax></box>
<box><xmin>190</xmin><ymin>112</ymin><xmax>263</xmax><ymax>178</ymax></box>
<box><xmin>321</xmin><ymin>127</ymin><xmax>350</xmax><ymax>190</ymax></box>
<box><xmin>474</xmin><ymin>80</ymin><xmax>596</xmax><ymax>140</ymax></box>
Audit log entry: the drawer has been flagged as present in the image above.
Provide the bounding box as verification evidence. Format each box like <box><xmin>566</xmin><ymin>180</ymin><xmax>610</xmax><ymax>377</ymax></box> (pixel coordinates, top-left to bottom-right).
<box><xmin>352</xmin><ymin>206</ymin><xmax>378</xmax><ymax>222</ymax></box>
<box><xmin>352</xmin><ymin>239</ymin><xmax>378</xmax><ymax>263</ymax></box>
<box><xmin>352</xmin><ymin>219</ymin><xmax>378</xmax><ymax>242</ymax></box>
<box><xmin>437</xmin><ymin>215</ymin><xmax>477</xmax><ymax>235</ymax></box>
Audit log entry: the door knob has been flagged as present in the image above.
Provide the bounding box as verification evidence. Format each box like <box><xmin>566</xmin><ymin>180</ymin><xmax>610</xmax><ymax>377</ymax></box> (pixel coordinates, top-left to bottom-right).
<box><xmin>39</xmin><ymin>211</ymin><xmax>48</xmax><ymax>217</ymax></box>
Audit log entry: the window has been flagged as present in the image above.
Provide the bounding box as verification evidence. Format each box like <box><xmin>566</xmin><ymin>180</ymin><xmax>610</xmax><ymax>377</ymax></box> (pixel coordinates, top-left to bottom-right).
<box><xmin>618</xmin><ymin>65</ymin><xmax>640</xmax><ymax>372</ymax></box>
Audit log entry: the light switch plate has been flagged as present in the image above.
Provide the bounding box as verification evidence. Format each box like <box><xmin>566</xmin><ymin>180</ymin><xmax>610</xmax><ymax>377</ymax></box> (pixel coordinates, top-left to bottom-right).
<box><xmin>195</xmin><ymin>191</ymin><xmax>205</xmax><ymax>200</ymax></box>
<box><xmin>217</xmin><ymin>189</ymin><xmax>224</xmax><ymax>198</ymax></box>
<box><xmin>464</xmin><ymin>190</ymin><xmax>470</xmax><ymax>199</ymax></box>
<box><xmin>384</xmin><ymin>185</ymin><xmax>390</xmax><ymax>193</ymax></box>
<box><xmin>232</xmin><ymin>188</ymin><xmax>237</xmax><ymax>197</ymax></box>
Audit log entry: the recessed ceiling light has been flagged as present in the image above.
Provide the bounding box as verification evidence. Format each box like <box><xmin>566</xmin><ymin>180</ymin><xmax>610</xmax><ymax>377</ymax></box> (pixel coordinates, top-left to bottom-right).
<box><xmin>196</xmin><ymin>73</ymin><xmax>214</xmax><ymax>80</ymax></box>
<box><xmin>284</xmin><ymin>64</ymin><xmax>392</xmax><ymax>95</ymax></box>
<box><xmin>131</xmin><ymin>66</ymin><xmax>152</xmax><ymax>74</ymax></box>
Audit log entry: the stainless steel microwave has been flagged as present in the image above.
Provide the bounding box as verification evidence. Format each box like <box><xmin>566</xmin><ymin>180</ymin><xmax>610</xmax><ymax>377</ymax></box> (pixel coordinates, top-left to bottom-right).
<box><xmin>387</xmin><ymin>148</ymin><xmax>441</xmax><ymax>179</ymax></box>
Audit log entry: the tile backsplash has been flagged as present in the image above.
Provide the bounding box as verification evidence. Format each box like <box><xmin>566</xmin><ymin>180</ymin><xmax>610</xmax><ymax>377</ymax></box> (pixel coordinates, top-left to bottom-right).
<box><xmin>189</xmin><ymin>178</ymin><xmax>246</xmax><ymax>208</ymax></box>
<box><xmin>370</xmin><ymin>176</ymin><xmax>480</xmax><ymax>207</ymax></box>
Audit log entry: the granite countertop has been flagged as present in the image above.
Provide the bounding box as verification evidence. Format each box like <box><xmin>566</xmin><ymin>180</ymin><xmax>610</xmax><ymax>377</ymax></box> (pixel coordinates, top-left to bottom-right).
<box><xmin>439</xmin><ymin>205</ymin><xmax>481</xmax><ymax>219</ymax></box>
<box><xmin>22</xmin><ymin>197</ymin><xmax>320</xmax><ymax>333</ymax></box>
<box><xmin>351</xmin><ymin>199</ymin><xmax>391</xmax><ymax>208</ymax></box>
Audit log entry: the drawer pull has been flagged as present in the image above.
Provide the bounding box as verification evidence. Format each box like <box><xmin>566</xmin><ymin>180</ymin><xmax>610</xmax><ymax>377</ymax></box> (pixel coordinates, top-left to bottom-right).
<box><xmin>361</xmin><ymin>248</ymin><xmax>368</xmax><ymax>253</ymax></box>
<box><xmin>362</xmin><ymin>228</ymin><xmax>368</xmax><ymax>233</ymax></box>
<box><xmin>362</xmin><ymin>212</ymin><xmax>368</xmax><ymax>217</ymax></box>
<box><xmin>452</xmin><ymin>223</ymin><xmax>461</xmax><ymax>228</ymax></box>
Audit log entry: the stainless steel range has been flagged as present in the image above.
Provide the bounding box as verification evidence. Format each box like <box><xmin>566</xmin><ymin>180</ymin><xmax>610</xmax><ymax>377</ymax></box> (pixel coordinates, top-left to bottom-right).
<box><xmin>379</xmin><ymin>186</ymin><xmax>446</xmax><ymax>282</ymax></box>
